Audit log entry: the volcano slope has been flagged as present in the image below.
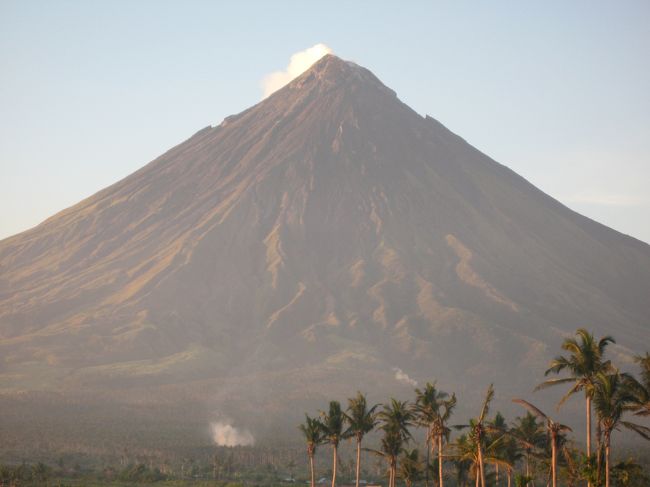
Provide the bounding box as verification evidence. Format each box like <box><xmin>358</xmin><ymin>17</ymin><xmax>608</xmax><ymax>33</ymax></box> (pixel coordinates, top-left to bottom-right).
<box><xmin>1</xmin><ymin>55</ymin><xmax>649</xmax><ymax>443</ymax></box>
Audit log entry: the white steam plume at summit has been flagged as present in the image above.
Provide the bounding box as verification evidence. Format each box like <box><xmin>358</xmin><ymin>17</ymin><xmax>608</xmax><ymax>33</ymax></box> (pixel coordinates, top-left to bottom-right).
<box><xmin>261</xmin><ymin>43</ymin><xmax>333</xmax><ymax>98</ymax></box>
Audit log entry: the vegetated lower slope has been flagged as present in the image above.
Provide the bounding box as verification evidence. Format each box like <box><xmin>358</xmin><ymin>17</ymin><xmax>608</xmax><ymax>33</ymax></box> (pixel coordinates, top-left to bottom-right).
<box><xmin>0</xmin><ymin>55</ymin><xmax>648</xmax><ymax>436</ymax></box>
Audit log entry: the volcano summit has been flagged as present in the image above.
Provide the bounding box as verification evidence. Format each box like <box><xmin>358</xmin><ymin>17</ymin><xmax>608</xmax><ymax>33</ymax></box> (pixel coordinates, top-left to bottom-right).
<box><xmin>1</xmin><ymin>55</ymin><xmax>649</xmax><ymax>438</ymax></box>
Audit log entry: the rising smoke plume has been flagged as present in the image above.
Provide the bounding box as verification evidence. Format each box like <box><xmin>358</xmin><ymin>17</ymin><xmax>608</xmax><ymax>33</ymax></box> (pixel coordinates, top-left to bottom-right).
<box><xmin>210</xmin><ymin>421</ymin><xmax>255</xmax><ymax>447</ymax></box>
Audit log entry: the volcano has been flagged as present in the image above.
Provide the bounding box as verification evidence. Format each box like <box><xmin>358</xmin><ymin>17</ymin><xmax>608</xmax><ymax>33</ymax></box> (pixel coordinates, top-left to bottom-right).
<box><xmin>1</xmin><ymin>55</ymin><xmax>649</xmax><ymax>440</ymax></box>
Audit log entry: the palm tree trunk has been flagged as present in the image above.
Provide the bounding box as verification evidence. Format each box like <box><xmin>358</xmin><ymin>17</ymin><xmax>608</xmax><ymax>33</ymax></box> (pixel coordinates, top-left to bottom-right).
<box><xmin>475</xmin><ymin>465</ymin><xmax>479</xmax><ymax>487</ymax></box>
<box><xmin>425</xmin><ymin>434</ymin><xmax>430</xmax><ymax>487</ymax></box>
<box><xmin>551</xmin><ymin>432</ymin><xmax>557</xmax><ymax>487</ymax></box>
<box><xmin>496</xmin><ymin>464</ymin><xmax>499</xmax><ymax>486</ymax></box>
<box><xmin>355</xmin><ymin>437</ymin><xmax>361</xmax><ymax>487</ymax></box>
<box><xmin>596</xmin><ymin>422</ymin><xmax>602</xmax><ymax>487</ymax></box>
<box><xmin>525</xmin><ymin>451</ymin><xmax>530</xmax><ymax>486</ymax></box>
<box><xmin>586</xmin><ymin>396</ymin><xmax>592</xmax><ymax>455</ymax></box>
<box><xmin>477</xmin><ymin>444</ymin><xmax>486</xmax><ymax>487</ymax></box>
<box><xmin>310</xmin><ymin>453</ymin><xmax>315</xmax><ymax>487</ymax></box>
<box><xmin>604</xmin><ymin>436</ymin><xmax>610</xmax><ymax>487</ymax></box>
<box><xmin>438</xmin><ymin>434</ymin><xmax>444</xmax><ymax>487</ymax></box>
<box><xmin>431</xmin><ymin>437</ymin><xmax>437</xmax><ymax>486</ymax></box>
<box><xmin>586</xmin><ymin>396</ymin><xmax>592</xmax><ymax>487</ymax></box>
<box><xmin>507</xmin><ymin>469</ymin><xmax>511</xmax><ymax>487</ymax></box>
<box><xmin>332</xmin><ymin>445</ymin><xmax>338</xmax><ymax>487</ymax></box>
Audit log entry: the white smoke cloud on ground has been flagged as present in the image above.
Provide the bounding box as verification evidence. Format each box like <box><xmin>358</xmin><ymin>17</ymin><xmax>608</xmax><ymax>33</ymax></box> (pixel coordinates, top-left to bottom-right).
<box><xmin>393</xmin><ymin>367</ymin><xmax>418</xmax><ymax>387</ymax></box>
<box><xmin>261</xmin><ymin>43</ymin><xmax>333</xmax><ymax>98</ymax></box>
<box><xmin>210</xmin><ymin>421</ymin><xmax>255</xmax><ymax>447</ymax></box>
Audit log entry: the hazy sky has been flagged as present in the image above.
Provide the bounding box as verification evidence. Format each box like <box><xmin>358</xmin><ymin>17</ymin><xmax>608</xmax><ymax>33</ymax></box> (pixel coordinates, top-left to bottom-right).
<box><xmin>1</xmin><ymin>1</ymin><xmax>649</xmax><ymax>243</ymax></box>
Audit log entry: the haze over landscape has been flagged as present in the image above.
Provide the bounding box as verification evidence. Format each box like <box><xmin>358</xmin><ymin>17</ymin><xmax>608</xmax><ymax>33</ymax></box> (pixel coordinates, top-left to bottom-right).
<box><xmin>1</xmin><ymin>2</ymin><xmax>649</xmax><ymax>486</ymax></box>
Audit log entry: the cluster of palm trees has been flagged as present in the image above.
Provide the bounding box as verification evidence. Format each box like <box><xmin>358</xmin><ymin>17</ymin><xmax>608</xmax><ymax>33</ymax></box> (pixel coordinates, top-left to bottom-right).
<box><xmin>299</xmin><ymin>329</ymin><xmax>650</xmax><ymax>487</ymax></box>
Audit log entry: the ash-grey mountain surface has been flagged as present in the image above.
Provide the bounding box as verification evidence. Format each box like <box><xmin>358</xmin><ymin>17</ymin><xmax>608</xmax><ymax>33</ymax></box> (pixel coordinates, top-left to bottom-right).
<box><xmin>1</xmin><ymin>55</ymin><xmax>649</xmax><ymax>449</ymax></box>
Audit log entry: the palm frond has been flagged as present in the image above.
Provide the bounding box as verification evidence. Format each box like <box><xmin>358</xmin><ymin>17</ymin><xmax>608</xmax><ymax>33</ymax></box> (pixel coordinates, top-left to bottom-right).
<box><xmin>534</xmin><ymin>376</ymin><xmax>579</xmax><ymax>391</ymax></box>
<box><xmin>557</xmin><ymin>381</ymin><xmax>583</xmax><ymax>408</ymax></box>
<box><xmin>479</xmin><ymin>384</ymin><xmax>494</xmax><ymax>422</ymax></box>
<box><xmin>512</xmin><ymin>399</ymin><xmax>548</xmax><ymax>421</ymax></box>
<box><xmin>622</xmin><ymin>421</ymin><xmax>650</xmax><ymax>441</ymax></box>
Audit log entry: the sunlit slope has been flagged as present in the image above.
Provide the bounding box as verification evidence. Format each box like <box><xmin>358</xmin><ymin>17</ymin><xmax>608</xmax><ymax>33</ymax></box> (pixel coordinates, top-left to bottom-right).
<box><xmin>0</xmin><ymin>55</ymin><xmax>648</xmax><ymax>405</ymax></box>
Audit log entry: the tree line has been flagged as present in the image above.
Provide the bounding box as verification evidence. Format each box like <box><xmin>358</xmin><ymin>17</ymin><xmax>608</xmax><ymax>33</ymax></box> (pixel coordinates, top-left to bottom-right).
<box><xmin>299</xmin><ymin>329</ymin><xmax>650</xmax><ymax>487</ymax></box>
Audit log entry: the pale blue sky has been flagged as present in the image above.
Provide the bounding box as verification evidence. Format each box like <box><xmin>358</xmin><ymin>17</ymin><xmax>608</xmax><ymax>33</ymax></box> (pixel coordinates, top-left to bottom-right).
<box><xmin>1</xmin><ymin>1</ymin><xmax>649</xmax><ymax>242</ymax></box>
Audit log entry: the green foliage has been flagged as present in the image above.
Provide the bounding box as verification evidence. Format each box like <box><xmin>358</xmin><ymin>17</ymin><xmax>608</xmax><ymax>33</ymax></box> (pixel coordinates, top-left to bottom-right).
<box><xmin>397</xmin><ymin>448</ymin><xmax>423</xmax><ymax>486</ymax></box>
<box><xmin>319</xmin><ymin>400</ymin><xmax>348</xmax><ymax>446</ymax></box>
<box><xmin>611</xmin><ymin>458</ymin><xmax>650</xmax><ymax>486</ymax></box>
<box><xmin>117</xmin><ymin>463</ymin><xmax>167</xmax><ymax>482</ymax></box>
<box><xmin>344</xmin><ymin>392</ymin><xmax>378</xmax><ymax>441</ymax></box>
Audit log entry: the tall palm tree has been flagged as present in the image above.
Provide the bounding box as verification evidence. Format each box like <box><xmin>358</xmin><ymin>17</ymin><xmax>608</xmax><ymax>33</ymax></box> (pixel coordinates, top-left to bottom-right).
<box><xmin>377</xmin><ymin>399</ymin><xmax>414</xmax><ymax>487</ymax></box>
<box><xmin>299</xmin><ymin>414</ymin><xmax>323</xmax><ymax>487</ymax></box>
<box><xmin>455</xmin><ymin>384</ymin><xmax>496</xmax><ymax>487</ymax></box>
<box><xmin>366</xmin><ymin>429</ymin><xmax>402</xmax><ymax>487</ymax></box>
<box><xmin>535</xmin><ymin>328</ymin><xmax>614</xmax><ymax>467</ymax></box>
<box><xmin>512</xmin><ymin>399</ymin><xmax>572</xmax><ymax>487</ymax></box>
<box><xmin>592</xmin><ymin>370</ymin><xmax>650</xmax><ymax>487</ymax></box>
<box><xmin>473</xmin><ymin>384</ymin><xmax>494</xmax><ymax>487</ymax></box>
<box><xmin>344</xmin><ymin>392</ymin><xmax>379</xmax><ymax>487</ymax></box>
<box><xmin>320</xmin><ymin>401</ymin><xmax>348</xmax><ymax>487</ymax></box>
<box><xmin>414</xmin><ymin>382</ymin><xmax>457</xmax><ymax>487</ymax></box>
<box><xmin>510</xmin><ymin>411</ymin><xmax>546</xmax><ymax>485</ymax></box>
<box><xmin>398</xmin><ymin>448</ymin><xmax>424</xmax><ymax>487</ymax></box>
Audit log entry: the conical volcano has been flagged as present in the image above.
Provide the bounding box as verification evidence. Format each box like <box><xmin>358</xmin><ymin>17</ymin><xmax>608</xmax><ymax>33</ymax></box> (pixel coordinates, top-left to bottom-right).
<box><xmin>1</xmin><ymin>55</ymin><xmax>649</xmax><ymax>434</ymax></box>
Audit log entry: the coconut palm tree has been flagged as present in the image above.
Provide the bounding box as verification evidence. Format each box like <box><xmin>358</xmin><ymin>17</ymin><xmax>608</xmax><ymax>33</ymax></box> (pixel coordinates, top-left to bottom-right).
<box><xmin>413</xmin><ymin>382</ymin><xmax>457</xmax><ymax>487</ymax></box>
<box><xmin>377</xmin><ymin>399</ymin><xmax>414</xmax><ymax>487</ymax></box>
<box><xmin>365</xmin><ymin>429</ymin><xmax>402</xmax><ymax>487</ymax></box>
<box><xmin>452</xmin><ymin>433</ymin><xmax>480</xmax><ymax>487</ymax></box>
<box><xmin>320</xmin><ymin>401</ymin><xmax>348</xmax><ymax>487</ymax></box>
<box><xmin>535</xmin><ymin>328</ymin><xmax>614</xmax><ymax>468</ymax></box>
<box><xmin>592</xmin><ymin>370</ymin><xmax>650</xmax><ymax>487</ymax></box>
<box><xmin>299</xmin><ymin>414</ymin><xmax>323</xmax><ymax>487</ymax></box>
<box><xmin>344</xmin><ymin>392</ymin><xmax>379</xmax><ymax>487</ymax></box>
<box><xmin>454</xmin><ymin>384</ymin><xmax>498</xmax><ymax>487</ymax></box>
<box><xmin>510</xmin><ymin>411</ymin><xmax>546</xmax><ymax>485</ymax></box>
<box><xmin>472</xmin><ymin>384</ymin><xmax>494</xmax><ymax>487</ymax></box>
<box><xmin>399</xmin><ymin>448</ymin><xmax>424</xmax><ymax>487</ymax></box>
<box><xmin>452</xmin><ymin>429</ymin><xmax>510</xmax><ymax>487</ymax></box>
<box><xmin>512</xmin><ymin>399</ymin><xmax>572</xmax><ymax>487</ymax></box>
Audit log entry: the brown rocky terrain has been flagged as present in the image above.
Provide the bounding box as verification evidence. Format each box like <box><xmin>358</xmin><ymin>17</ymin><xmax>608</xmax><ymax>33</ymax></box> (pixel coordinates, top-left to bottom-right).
<box><xmin>1</xmin><ymin>55</ymin><xmax>648</xmax><ymax>443</ymax></box>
